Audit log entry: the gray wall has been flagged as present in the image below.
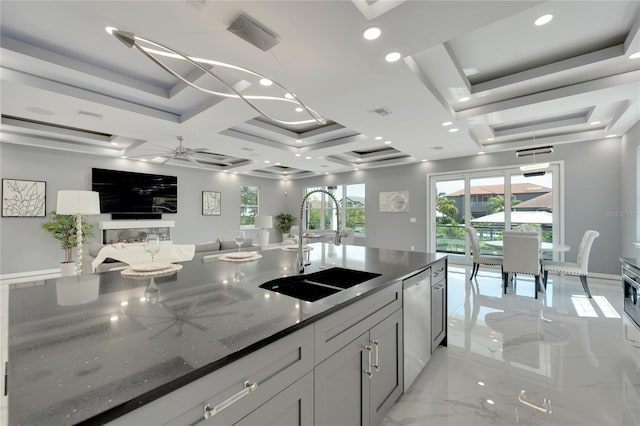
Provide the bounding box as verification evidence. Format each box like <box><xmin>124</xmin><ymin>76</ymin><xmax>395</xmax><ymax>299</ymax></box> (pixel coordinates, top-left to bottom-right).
<box><xmin>1</xmin><ymin>135</ymin><xmax>629</xmax><ymax>276</ymax></box>
<box><xmin>0</xmin><ymin>143</ymin><xmax>284</xmax><ymax>274</ymax></box>
<box><xmin>621</xmin><ymin>121</ymin><xmax>640</xmax><ymax>258</ymax></box>
<box><xmin>286</xmin><ymin>137</ymin><xmax>625</xmax><ymax>275</ymax></box>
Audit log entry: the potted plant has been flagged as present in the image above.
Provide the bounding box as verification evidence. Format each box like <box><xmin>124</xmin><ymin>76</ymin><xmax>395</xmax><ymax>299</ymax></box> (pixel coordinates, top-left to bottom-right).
<box><xmin>274</xmin><ymin>213</ymin><xmax>296</xmax><ymax>238</ymax></box>
<box><xmin>41</xmin><ymin>210</ymin><xmax>94</xmax><ymax>276</ymax></box>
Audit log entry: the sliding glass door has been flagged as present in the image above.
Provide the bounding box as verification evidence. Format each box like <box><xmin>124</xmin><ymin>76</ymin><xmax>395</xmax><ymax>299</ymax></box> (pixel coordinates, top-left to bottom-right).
<box><xmin>429</xmin><ymin>164</ymin><xmax>561</xmax><ymax>263</ymax></box>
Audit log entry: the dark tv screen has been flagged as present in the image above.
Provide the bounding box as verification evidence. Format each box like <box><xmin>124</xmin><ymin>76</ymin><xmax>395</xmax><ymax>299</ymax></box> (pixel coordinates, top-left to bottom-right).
<box><xmin>92</xmin><ymin>168</ymin><xmax>177</xmax><ymax>214</ymax></box>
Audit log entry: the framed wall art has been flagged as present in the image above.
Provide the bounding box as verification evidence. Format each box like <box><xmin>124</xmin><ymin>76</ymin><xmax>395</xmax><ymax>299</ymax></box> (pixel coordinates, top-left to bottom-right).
<box><xmin>379</xmin><ymin>190</ymin><xmax>409</xmax><ymax>212</ymax></box>
<box><xmin>2</xmin><ymin>178</ymin><xmax>46</xmax><ymax>217</ymax></box>
<box><xmin>202</xmin><ymin>191</ymin><xmax>221</xmax><ymax>216</ymax></box>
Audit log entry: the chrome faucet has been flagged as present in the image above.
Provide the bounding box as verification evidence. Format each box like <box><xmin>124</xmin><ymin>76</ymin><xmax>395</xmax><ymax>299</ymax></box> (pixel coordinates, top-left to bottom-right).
<box><xmin>297</xmin><ymin>189</ymin><xmax>341</xmax><ymax>273</ymax></box>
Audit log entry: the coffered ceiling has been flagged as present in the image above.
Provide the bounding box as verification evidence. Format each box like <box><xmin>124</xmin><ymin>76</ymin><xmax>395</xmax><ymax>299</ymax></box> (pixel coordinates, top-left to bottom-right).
<box><xmin>1</xmin><ymin>1</ymin><xmax>639</xmax><ymax>178</ymax></box>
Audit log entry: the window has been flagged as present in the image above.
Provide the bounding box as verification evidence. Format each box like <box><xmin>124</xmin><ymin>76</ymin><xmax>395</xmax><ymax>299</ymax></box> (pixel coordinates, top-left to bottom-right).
<box><xmin>240</xmin><ymin>185</ymin><xmax>259</xmax><ymax>227</ymax></box>
<box><xmin>303</xmin><ymin>184</ymin><xmax>366</xmax><ymax>234</ymax></box>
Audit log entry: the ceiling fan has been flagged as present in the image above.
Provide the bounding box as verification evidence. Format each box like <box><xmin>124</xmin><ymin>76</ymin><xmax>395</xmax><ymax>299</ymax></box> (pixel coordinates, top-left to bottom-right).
<box><xmin>127</xmin><ymin>136</ymin><xmax>211</xmax><ymax>168</ymax></box>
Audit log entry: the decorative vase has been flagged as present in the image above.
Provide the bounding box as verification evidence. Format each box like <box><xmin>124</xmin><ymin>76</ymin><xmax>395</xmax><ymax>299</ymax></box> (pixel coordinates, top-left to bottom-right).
<box><xmin>60</xmin><ymin>262</ymin><xmax>76</xmax><ymax>277</ymax></box>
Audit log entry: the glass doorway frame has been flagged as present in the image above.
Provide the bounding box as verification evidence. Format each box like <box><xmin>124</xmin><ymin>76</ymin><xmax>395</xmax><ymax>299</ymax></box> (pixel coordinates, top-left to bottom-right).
<box><xmin>427</xmin><ymin>162</ymin><xmax>564</xmax><ymax>264</ymax></box>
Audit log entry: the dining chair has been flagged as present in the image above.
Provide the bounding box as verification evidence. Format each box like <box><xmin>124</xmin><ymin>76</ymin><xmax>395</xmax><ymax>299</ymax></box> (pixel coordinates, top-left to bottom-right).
<box><xmin>465</xmin><ymin>226</ymin><xmax>503</xmax><ymax>280</ymax></box>
<box><xmin>502</xmin><ymin>230</ymin><xmax>542</xmax><ymax>298</ymax></box>
<box><xmin>542</xmin><ymin>230</ymin><xmax>599</xmax><ymax>298</ymax></box>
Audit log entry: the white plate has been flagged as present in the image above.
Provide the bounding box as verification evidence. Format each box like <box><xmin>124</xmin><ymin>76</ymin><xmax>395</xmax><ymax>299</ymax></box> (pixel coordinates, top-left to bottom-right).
<box><xmin>225</xmin><ymin>251</ymin><xmax>255</xmax><ymax>259</ymax></box>
<box><xmin>281</xmin><ymin>245</ymin><xmax>313</xmax><ymax>252</ymax></box>
<box><xmin>130</xmin><ymin>263</ymin><xmax>172</xmax><ymax>272</ymax></box>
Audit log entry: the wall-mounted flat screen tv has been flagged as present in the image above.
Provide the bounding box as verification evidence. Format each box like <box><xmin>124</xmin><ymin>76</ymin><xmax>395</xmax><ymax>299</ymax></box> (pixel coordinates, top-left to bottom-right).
<box><xmin>92</xmin><ymin>168</ymin><xmax>177</xmax><ymax>214</ymax></box>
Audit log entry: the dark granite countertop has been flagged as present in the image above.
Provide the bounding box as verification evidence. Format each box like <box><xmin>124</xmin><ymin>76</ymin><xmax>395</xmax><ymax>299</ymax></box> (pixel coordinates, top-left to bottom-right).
<box><xmin>8</xmin><ymin>244</ymin><xmax>446</xmax><ymax>425</ymax></box>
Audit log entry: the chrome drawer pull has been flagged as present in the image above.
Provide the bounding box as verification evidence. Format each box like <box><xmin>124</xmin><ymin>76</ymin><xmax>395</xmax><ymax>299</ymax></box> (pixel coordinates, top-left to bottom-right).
<box><xmin>203</xmin><ymin>380</ymin><xmax>258</xmax><ymax>419</ymax></box>
<box><xmin>364</xmin><ymin>344</ymin><xmax>373</xmax><ymax>378</ymax></box>
<box><xmin>372</xmin><ymin>339</ymin><xmax>380</xmax><ymax>372</ymax></box>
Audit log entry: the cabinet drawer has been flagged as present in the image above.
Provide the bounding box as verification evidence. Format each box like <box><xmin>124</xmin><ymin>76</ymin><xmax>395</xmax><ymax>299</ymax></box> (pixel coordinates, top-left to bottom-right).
<box><xmin>314</xmin><ymin>282</ymin><xmax>402</xmax><ymax>363</ymax></box>
<box><xmin>431</xmin><ymin>259</ymin><xmax>446</xmax><ymax>284</ymax></box>
<box><xmin>107</xmin><ymin>326</ymin><xmax>314</xmax><ymax>426</ymax></box>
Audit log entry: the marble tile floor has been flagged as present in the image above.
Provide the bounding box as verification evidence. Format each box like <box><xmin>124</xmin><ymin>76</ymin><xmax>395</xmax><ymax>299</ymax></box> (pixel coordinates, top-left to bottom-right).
<box><xmin>381</xmin><ymin>267</ymin><xmax>640</xmax><ymax>426</ymax></box>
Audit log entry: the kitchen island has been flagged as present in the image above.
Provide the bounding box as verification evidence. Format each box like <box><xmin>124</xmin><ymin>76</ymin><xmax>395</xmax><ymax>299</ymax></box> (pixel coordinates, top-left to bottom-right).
<box><xmin>7</xmin><ymin>244</ymin><xmax>446</xmax><ymax>425</ymax></box>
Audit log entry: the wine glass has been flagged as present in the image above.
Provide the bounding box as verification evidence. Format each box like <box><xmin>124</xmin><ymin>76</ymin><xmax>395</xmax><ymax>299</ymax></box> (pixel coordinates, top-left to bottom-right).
<box><xmin>234</xmin><ymin>231</ymin><xmax>245</xmax><ymax>253</ymax></box>
<box><xmin>144</xmin><ymin>234</ymin><xmax>160</xmax><ymax>263</ymax></box>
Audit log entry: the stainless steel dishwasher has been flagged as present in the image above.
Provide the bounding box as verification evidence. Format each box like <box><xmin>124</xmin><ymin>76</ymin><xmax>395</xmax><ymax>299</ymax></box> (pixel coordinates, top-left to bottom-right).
<box><xmin>402</xmin><ymin>268</ymin><xmax>431</xmax><ymax>392</ymax></box>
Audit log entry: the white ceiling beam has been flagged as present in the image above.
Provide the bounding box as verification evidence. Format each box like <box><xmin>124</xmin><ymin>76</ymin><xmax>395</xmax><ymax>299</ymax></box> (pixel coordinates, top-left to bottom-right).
<box><xmin>1</xmin><ymin>36</ymin><xmax>169</xmax><ymax>98</ymax></box>
<box><xmin>455</xmin><ymin>70</ymin><xmax>640</xmax><ymax>120</ymax></box>
<box><xmin>472</xmin><ymin>45</ymin><xmax>625</xmax><ymax>94</ymax></box>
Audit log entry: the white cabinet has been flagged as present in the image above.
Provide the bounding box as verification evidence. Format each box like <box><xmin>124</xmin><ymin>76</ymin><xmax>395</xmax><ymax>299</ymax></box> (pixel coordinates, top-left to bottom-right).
<box><xmin>431</xmin><ymin>259</ymin><xmax>447</xmax><ymax>352</ymax></box>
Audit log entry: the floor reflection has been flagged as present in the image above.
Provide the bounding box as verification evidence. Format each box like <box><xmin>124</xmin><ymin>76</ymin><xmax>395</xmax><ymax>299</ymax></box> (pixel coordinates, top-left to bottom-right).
<box><xmin>381</xmin><ymin>266</ymin><xmax>640</xmax><ymax>426</ymax></box>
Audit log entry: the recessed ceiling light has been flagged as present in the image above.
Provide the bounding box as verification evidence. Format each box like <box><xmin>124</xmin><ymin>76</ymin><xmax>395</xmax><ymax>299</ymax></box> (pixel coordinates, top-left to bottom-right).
<box><xmin>295</xmin><ymin>153</ymin><xmax>301</xmax><ymax>157</ymax></box>
<box><xmin>233</xmin><ymin>171</ymin><xmax>238</xmax><ymax>174</ymax></box>
<box><xmin>486</xmin><ymin>399</ymin><xmax>495</xmax><ymax>405</ymax></box>
<box><xmin>535</xmin><ymin>14</ymin><xmax>553</xmax><ymax>26</ymax></box>
<box><xmin>275</xmin><ymin>162</ymin><xmax>281</xmax><ymax>165</ymax></box>
<box><xmin>354</xmin><ymin>168</ymin><xmax>359</xmax><ymax>171</ymax></box>
<box><xmin>384</xmin><ymin>140</ymin><xmax>392</xmax><ymax>145</ymax></box>
<box><xmin>325</xmin><ymin>172</ymin><xmax>329</xmax><ymax>175</ymax></box>
<box><xmin>305</xmin><ymin>156</ymin><xmax>312</xmax><ymax>159</ymax></box>
<box><xmin>421</xmin><ymin>159</ymin><xmax>428</xmax><ymax>162</ymax></box>
<box><xmin>284</xmin><ymin>93</ymin><xmax>294</xmax><ymax>99</ymax></box>
<box><xmin>486</xmin><ymin>137</ymin><xmax>495</xmax><ymax>141</ymax></box>
<box><xmin>374</xmin><ymin>136</ymin><xmax>383</xmax><ymax>140</ymax></box>
<box><xmin>441</xmin><ymin>121</ymin><xmax>453</xmax><ymax>126</ymax></box>
<box><xmin>140</xmin><ymin>158</ymin><xmax>147</xmax><ymax>162</ymax></box>
<box><xmin>264</xmin><ymin>160</ymin><xmax>270</xmax><ymax>163</ymax></box>
<box><xmin>385</xmin><ymin>52</ymin><xmax>401</xmax><ymax>62</ymax></box>
<box><xmin>630</xmin><ymin>51</ymin><xmax>640</xmax><ymax>59</ymax></box>
<box><xmin>589</xmin><ymin>121</ymin><xmax>601</xmax><ymax>125</ymax></box>
<box><xmin>449</xmin><ymin>128</ymin><xmax>459</xmax><ymax>133</ymax></box>
<box><xmin>356</xmin><ymin>158</ymin><xmax>362</xmax><ymax>161</ymax></box>
<box><xmin>259</xmin><ymin>78</ymin><xmax>273</xmax><ymax>86</ymax></box>
<box><xmin>296</xmin><ymin>139</ymin><xmax>302</xmax><ymax>143</ymax></box>
<box><xmin>606</xmin><ymin>134</ymin><xmax>618</xmax><ymax>138</ymax></box>
<box><xmin>478</xmin><ymin>151</ymin><xmax>486</xmax><ymax>155</ymax></box>
<box><xmin>458</xmin><ymin>96</ymin><xmax>470</xmax><ymax>102</ymax></box>
<box><xmin>223</xmin><ymin>170</ymin><xmax>228</xmax><ymax>173</ymax></box>
<box><xmin>363</xmin><ymin>27</ymin><xmax>381</xmax><ymax>40</ymax></box>
<box><xmin>478</xmin><ymin>381</ymin><xmax>485</xmax><ymax>386</ymax></box>
<box><xmin>120</xmin><ymin>156</ymin><xmax>127</xmax><ymax>159</ymax></box>
<box><xmin>295</xmin><ymin>107</ymin><xmax>304</xmax><ymax>112</ymax></box>
<box><xmin>111</xmin><ymin>142</ymin><xmax>119</xmax><ymax>146</ymax></box>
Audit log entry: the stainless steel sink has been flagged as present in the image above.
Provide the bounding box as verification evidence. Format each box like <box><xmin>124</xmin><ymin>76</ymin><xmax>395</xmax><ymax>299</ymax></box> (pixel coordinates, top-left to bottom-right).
<box><xmin>259</xmin><ymin>267</ymin><xmax>381</xmax><ymax>302</ymax></box>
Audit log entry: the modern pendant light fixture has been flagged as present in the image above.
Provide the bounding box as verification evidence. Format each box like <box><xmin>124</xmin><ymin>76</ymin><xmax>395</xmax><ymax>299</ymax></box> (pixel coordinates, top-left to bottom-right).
<box><xmin>517</xmin><ymin>117</ymin><xmax>552</xmax><ymax>173</ymax></box>
<box><xmin>106</xmin><ymin>27</ymin><xmax>326</xmax><ymax>126</ymax></box>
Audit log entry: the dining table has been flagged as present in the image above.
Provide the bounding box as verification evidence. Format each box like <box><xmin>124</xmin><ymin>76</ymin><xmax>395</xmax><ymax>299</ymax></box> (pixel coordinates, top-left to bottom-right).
<box><xmin>485</xmin><ymin>240</ymin><xmax>570</xmax><ymax>252</ymax></box>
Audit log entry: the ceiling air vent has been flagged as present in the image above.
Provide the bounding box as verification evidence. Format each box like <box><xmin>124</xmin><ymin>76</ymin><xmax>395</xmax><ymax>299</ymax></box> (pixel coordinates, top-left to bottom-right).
<box><xmin>185</xmin><ymin>0</ymin><xmax>206</xmax><ymax>8</ymax></box>
<box><xmin>368</xmin><ymin>106</ymin><xmax>392</xmax><ymax>117</ymax></box>
<box><xmin>227</xmin><ymin>14</ymin><xmax>280</xmax><ymax>52</ymax></box>
<box><xmin>76</xmin><ymin>110</ymin><xmax>103</xmax><ymax>119</ymax></box>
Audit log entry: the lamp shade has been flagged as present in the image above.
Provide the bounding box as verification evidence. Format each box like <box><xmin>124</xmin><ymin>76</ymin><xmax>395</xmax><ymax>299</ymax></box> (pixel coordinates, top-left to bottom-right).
<box><xmin>56</xmin><ymin>190</ymin><xmax>101</xmax><ymax>215</ymax></box>
<box><xmin>255</xmin><ymin>215</ymin><xmax>273</xmax><ymax>229</ymax></box>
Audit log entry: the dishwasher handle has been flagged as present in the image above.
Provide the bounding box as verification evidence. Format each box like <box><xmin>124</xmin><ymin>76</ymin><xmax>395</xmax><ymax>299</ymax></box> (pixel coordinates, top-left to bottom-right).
<box><xmin>402</xmin><ymin>268</ymin><xmax>430</xmax><ymax>289</ymax></box>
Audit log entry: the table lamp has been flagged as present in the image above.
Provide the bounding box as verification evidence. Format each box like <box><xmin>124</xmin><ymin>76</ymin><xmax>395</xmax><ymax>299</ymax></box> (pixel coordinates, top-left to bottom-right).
<box><xmin>56</xmin><ymin>190</ymin><xmax>100</xmax><ymax>275</ymax></box>
<box><xmin>255</xmin><ymin>215</ymin><xmax>273</xmax><ymax>250</ymax></box>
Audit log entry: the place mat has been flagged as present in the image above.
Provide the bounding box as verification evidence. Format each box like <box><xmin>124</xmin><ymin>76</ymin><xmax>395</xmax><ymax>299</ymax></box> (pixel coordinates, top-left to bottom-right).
<box><xmin>130</xmin><ymin>262</ymin><xmax>173</xmax><ymax>272</ymax></box>
<box><xmin>281</xmin><ymin>245</ymin><xmax>313</xmax><ymax>252</ymax></box>
<box><xmin>121</xmin><ymin>263</ymin><xmax>182</xmax><ymax>277</ymax></box>
<box><xmin>218</xmin><ymin>253</ymin><xmax>263</xmax><ymax>263</ymax></box>
<box><xmin>225</xmin><ymin>251</ymin><xmax>255</xmax><ymax>260</ymax></box>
